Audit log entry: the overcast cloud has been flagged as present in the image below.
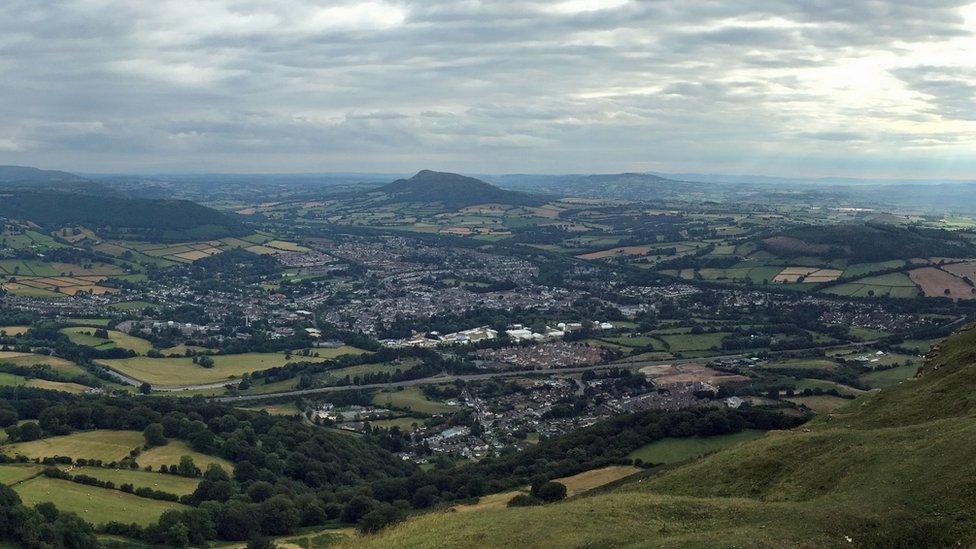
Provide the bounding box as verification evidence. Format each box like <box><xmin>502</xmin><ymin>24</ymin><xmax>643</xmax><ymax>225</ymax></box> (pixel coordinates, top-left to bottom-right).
<box><xmin>1</xmin><ymin>0</ymin><xmax>975</xmax><ymax>177</ymax></box>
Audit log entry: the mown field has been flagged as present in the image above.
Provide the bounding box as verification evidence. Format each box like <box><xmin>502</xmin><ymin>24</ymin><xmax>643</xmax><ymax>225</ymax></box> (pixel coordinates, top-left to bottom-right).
<box><xmin>69</xmin><ymin>466</ymin><xmax>201</xmax><ymax>495</ymax></box>
<box><xmin>0</xmin><ymin>371</ymin><xmax>90</xmax><ymax>394</ymax></box>
<box><xmin>97</xmin><ymin>347</ymin><xmax>363</xmax><ymax>386</ymax></box>
<box><xmin>1</xmin><ymin>430</ymin><xmax>144</xmax><ymax>462</ymax></box>
<box><xmin>373</xmin><ymin>387</ymin><xmax>456</xmax><ymax>414</ymax></box>
<box><xmin>138</xmin><ymin>440</ymin><xmax>234</xmax><ymax>472</ymax></box>
<box><xmin>60</xmin><ymin>327</ymin><xmax>153</xmax><ymax>354</ymax></box>
<box><xmin>15</xmin><ymin>476</ymin><xmax>185</xmax><ymax>526</ymax></box>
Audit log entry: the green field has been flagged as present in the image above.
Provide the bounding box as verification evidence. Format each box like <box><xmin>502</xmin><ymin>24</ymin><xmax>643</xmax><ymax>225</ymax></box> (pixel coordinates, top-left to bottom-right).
<box><xmin>15</xmin><ymin>476</ymin><xmax>185</xmax><ymax>526</ymax></box>
<box><xmin>823</xmin><ymin>272</ymin><xmax>920</xmax><ymax>298</ymax></box>
<box><xmin>859</xmin><ymin>363</ymin><xmax>919</xmax><ymax>388</ymax></box>
<box><xmin>60</xmin><ymin>327</ymin><xmax>153</xmax><ymax>354</ymax></box>
<box><xmin>373</xmin><ymin>387</ymin><xmax>456</xmax><ymax>414</ymax></box>
<box><xmin>137</xmin><ymin>440</ymin><xmax>234</xmax><ymax>472</ymax></box>
<box><xmin>627</xmin><ymin>430</ymin><xmax>765</xmax><ymax>464</ymax></box>
<box><xmin>658</xmin><ymin>332</ymin><xmax>729</xmax><ymax>352</ymax></box>
<box><xmin>97</xmin><ymin>347</ymin><xmax>364</xmax><ymax>386</ymax></box>
<box><xmin>69</xmin><ymin>466</ymin><xmax>201</xmax><ymax>495</ymax></box>
<box><xmin>0</xmin><ymin>372</ymin><xmax>90</xmax><ymax>394</ymax></box>
<box><xmin>0</xmin><ymin>351</ymin><xmax>87</xmax><ymax>376</ymax></box>
<box><xmin>1</xmin><ymin>430</ymin><xmax>144</xmax><ymax>461</ymax></box>
<box><xmin>0</xmin><ymin>464</ymin><xmax>42</xmax><ymax>485</ymax></box>
<box><xmin>369</xmin><ymin>416</ymin><xmax>425</xmax><ymax>430</ymax></box>
<box><xmin>763</xmin><ymin>358</ymin><xmax>838</xmax><ymax>371</ymax></box>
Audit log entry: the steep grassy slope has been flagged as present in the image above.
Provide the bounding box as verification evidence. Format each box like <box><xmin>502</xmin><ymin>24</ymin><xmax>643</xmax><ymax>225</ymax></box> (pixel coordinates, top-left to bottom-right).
<box><xmin>355</xmin><ymin>326</ymin><xmax>976</xmax><ymax>547</ymax></box>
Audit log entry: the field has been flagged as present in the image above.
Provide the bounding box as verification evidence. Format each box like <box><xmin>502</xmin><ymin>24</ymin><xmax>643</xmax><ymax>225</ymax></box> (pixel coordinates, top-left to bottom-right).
<box><xmin>69</xmin><ymin>466</ymin><xmax>201</xmax><ymax>495</ymax></box>
<box><xmin>137</xmin><ymin>440</ymin><xmax>234</xmax><ymax>472</ymax></box>
<box><xmin>909</xmin><ymin>267</ymin><xmax>976</xmax><ymax>299</ymax></box>
<box><xmin>786</xmin><ymin>395</ymin><xmax>852</xmax><ymax>413</ymax></box>
<box><xmin>0</xmin><ymin>464</ymin><xmax>42</xmax><ymax>485</ymax></box>
<box><xmin>372</xmin><ymin>387</ymin><xmax>456</xmax><ymax>414</ymax></box>
<box><xmin>859</xmin><ymin>363</ymin><xmax>919</xmax><ymax>388</ymax></box>
<box><xmin>454</xmin><ymin>465</ymin><xmax>641</xmax><ymax>513</ymax></box>
<box><xmin>823</xmin><ymin>272</ymin><xmax>920</xmax><ymax>298</ymax></box>
<box><xmin>61</xmin><ymin>327</ymin><xmax>153</xmax><ymax>354</ymax></box>
<box><xmin>1</xmin><ymin>430</ymin><xmax>144</xmax><ymax>461</ymax></box>
<box><xmin>0</xmin><ymin>351</ymin><xmax>86</xmax><ymax>375</ymax></box>
<box><xmin>0</xmin><ymin>372</ymin><xmax>90</xmax><ymax>393</ymax></box>
<box><xmin>763</xmin><ymin>358</ymin><xmax>837</xmax><ymax>371</ymax></box>
<box><xmin>0</xmin><ymin>325</ymin><xmax>29</xmax><ymax>336</ymax></box>
<box><xmin>657</xmin><ymin>332</ymin><xmax>728</xmax><ymax>353</ymax></box>
<box><xmin>627</xmin><ymin>430</ymin><xmax>764</xmax><ymax>464</ymax></box>
<box><xmin>14</xmin><ymin>476</ymin><xmax>185</xmax><ymax>526</ymax></box>
<box><xmin>97</xmin><ymin>347</ymin><xmax>363</xmax><ymax>386</ymax></box>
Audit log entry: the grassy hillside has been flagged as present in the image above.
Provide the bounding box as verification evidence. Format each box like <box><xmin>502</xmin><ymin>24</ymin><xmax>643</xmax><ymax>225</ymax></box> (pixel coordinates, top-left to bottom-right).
<box><xmin>355</xmin><ymin>326</ymin><xmax>976</xmax><ymax>547</ymax></box>
<box><xmin>371</xmin><ymin>170</ymin><xmax>546</xmax><ymax>209</ymax></box>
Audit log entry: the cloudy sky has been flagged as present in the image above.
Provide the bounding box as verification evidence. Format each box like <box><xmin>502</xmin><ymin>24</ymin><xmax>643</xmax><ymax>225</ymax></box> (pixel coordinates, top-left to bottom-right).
<box><xmin>1</xmin><ymin>0</ymin><xmax>975</xmax><ymax>178</ymax></box>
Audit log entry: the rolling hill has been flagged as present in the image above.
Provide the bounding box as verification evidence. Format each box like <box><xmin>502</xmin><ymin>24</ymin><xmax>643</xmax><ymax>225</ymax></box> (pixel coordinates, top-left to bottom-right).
<box><xmin>368</xmin><ymin>170</ymin><xmax>547</xmax><ymax>209</ymax></box>
<box><xmin>0</xmin><ymin>165</ymin><xmax>87</xmax><ymax>184</ymax></box>
<box><xmin>352</xmin><ymin>325</ymin><xmax>976</xmax><ymax>547</ymax></box>
<box><xmin>0</xmin><ymin>190</ymin><xmax>245</xmax><ymax>241</ymax></box>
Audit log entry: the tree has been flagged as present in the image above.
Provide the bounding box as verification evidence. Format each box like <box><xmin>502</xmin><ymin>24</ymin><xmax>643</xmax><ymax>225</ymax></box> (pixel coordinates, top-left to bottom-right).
<box><xmin>535</xmin><ymin>481</ymin><xmax>567</xmax><ymax>503</ymax></box>
<box><xmin>139</xmin><ymin>382</ymin><xmax>152</xmax><ymax>394</ymax></box>
<box><xmin>259</xmin><ymin>495</ymin><xmax>299</xmax><ymax>535</ymax></box>
<box><xmin>144</xmin><ymin>423</ymin><xmax>168</xmax><ymax>447</ymax></box>
<box><xmin>247</xmin><ymin>536</ymin><xmax>277</xmax><ymax>549</ymax></box>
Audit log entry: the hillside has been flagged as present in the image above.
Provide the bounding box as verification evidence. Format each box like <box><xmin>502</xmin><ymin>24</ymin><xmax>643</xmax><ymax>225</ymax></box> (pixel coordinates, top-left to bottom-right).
<box><xmin>369</xmin><ymin>170</ymin><xmax>546</xmax><ymax>209</ymax></box>
<box><xmin>0</xmin><ymin>190</ymin><xmax>244</xmax><ymax>240</ymax></box>
<box><xmin>353</xmin><ymin>325</ymin><xmax>976</xmax><ymax>547</ymax></box>
<box><xmin>0</xmin><ymin>165</ymin><xmax>87</xmax><ymax>184</ymax></box>
<box><xmin>765</xmin><ymin>223</ymin><xmax>976</xmax><ymax>262</ymax></box>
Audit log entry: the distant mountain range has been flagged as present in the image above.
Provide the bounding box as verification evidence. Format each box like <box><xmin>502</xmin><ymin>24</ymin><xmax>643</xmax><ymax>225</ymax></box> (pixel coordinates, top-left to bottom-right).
<box><xmin>0</xmin><ymin>165</ymin><xmax>88</xmax><ymax>184</ymax></box>
<box><xmin>368</xmin><ymin>170</ymin><xmax>547</xmax><ymax>209</ymax></box>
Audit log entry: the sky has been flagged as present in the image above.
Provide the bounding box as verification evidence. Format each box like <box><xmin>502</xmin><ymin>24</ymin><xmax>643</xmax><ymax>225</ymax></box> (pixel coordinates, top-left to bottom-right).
<box><xmin>1</xmin><ymin>0</ymin><xmax>975</xmax><ymax>178</ymax></box>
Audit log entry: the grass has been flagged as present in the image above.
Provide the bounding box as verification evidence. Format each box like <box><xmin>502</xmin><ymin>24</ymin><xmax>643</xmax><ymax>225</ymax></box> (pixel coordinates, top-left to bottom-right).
<box><xmin>368</xmin><ymin>416</ymin><xmax>425</xmax><ymax>430</ymax></box>
<box><xmin>1</xmin><ymin>430</ymin><xmax>144</xmax><ymax>461</ymax></box>
<box><xmin>358</xmin><ymin>325</ymin><xmax>976</xmax><ymax>547</ymax></box>
<box><xmin>0</xmin><ymin>370</ymin><xmax>90</xmax><ymax>393</ymax></box>
<box><xmin>60</xmin><ymin>327</ymin><xmax>153</xmax><ymax>355</ymax></box>
<box><xmin>97</xmin><ymin>347</ymin><xmax>364</xmax><ymax>386</ymax></box>
<box><xmin>658</xmin><ymin>332</ymin><xmax>728</xmax><ymax>352</ymax></box>
<box><xmin>14</xmin><ymin>476</ymin><xmax>185</xmax><ymax>526</ymax></box>
<box><xmin>627</xmin><ymin>430</ymin><xmax>765</xmax><ymax>464</ymax></box>
<box><xmin>138</xmin><ymin>440</ymin><xmax>234</xmax><ymax>473</ymax></box>
<box><xmin>0</xmin><ymin>325</ymin><xmax>29</xmax><ymax>336</ymax></box>
<box><xmin>763</xmin><ymin>358</ymin><xmax>838</xmax><ymax>371</ymax></box>
<box><xmin>0</xmin><ymin>464</ymin><xmax>42</xmax><ymax>485</ymax></box>
<box><xmin>859</xmin><ymin>363</ymin><xmax>919</xmax><ymax>388</ymax></box>
<box><xmin>786</xmin><ymin>395</ymin><xmax>852</xmax><ymax>413</ymax></box>
<box><xmin>69</xmin><ymin>466</ymin><xmax>201</xmax><ymax>495</ymax></box>
<box><xmin>372</xmin><ymin>387</ymin><xmax>456</xmax><ymax>414</ymax></box>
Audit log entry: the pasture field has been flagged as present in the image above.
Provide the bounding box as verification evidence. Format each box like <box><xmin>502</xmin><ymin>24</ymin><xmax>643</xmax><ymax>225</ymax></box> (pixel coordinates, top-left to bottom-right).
<box><xmin>97</xmin><ymin>347</ymin><xmax>363</xmax><ymax>386</ymax></box>
<box><xmin>763</xmin><ymin>358</ymin><xmax>838</xmax><ymax>371</ymax></box>
<box><xmin>0</xmin><ymin>464</ymin><xmax>42</xmax><ymax>485</ymax></box>
<box><xmin>368</xmin><ymin>416</ymin><xmax>425</xmax><ymax>430</ymax></box>
<box><xmin>322</xmin><ymin>361</ymin><xmax>409</xmax><ymax>380</ymax></box>
<box><xmin>859</xmin><ymin>363</ymin><xmax>920</xmax><ymax>388</ymax></box>
<box><xmin>239</xmin><ymin>403</ymin><xmax>302</xmax><ymax>416</ymax></box>
<box><xmin>627</xmin><ymin>430</ymin><xmax>764</xmax><ymax>464</ymax></box>
<box><xmin>823</xmin><ymin>272</ymin><xmax>920</xmax><ymax>298</ymax></box>
<box><xmin>138</xmin><ymin>440</ymin><xmax>234</xmax><ymax>472</ymax></box>
<box><xmin>791</xmin><ymin>378</ymin><xmax>865</xmax><ymax>396</ymax></box>
<box><xmin>0</xmin><ymin>371</ymin><xmax>90</xmax><ymax>394</ymax></box>
<box><xmin>60</xmin><ymin>327</ymin><xmax>153</xmax><ymax>354</ymax></box>
<box><xmin>0</xmin><ymin>325</ymin><xmax>29</xmax><ymax>336</ymax></box>
<box><xmin>1</xmin><ymin>430</ymin><xmax>144</xmax><ymax>462</ymax></box>
<box><xmin>841</xmin><ymin>260</ymin><xmax>906</xmax><ymax>278</ymax></box>
<box><xmin>373</xmin><ymin>387</ymin><xmax>456</xmax><ymax>414</ymax></box>
<box><xmin>0</xmin><ymin>351</ymin><xmax>86</xmax><ymax>375</ymax></box>
<box><xmin>909</xmin><ymin>267</ymin><xmax>976</xmax><ymax>299</ymax></box>
<box><xmin>14</xmin><ymin>476</ymin><xmax>185</xmax><ymax>526</ymax></box>
<box><xmin>69</xmin><ymin>466</ymin><xmax>201</xmax><ymax>495</ymax></box>
<box><xmin>455</xmin><ymin>465</ymin><xmax>641</xmax><ymax>514</ymax></box>
<box><xmin>658</xmin><ymin>332</ymin><xmax>728</xmax><ymax>352</ymax></box>
<box><xmin>786</xmin><ymin>395</ymin><xmax>852</xmax><ymax>413</ymax></box>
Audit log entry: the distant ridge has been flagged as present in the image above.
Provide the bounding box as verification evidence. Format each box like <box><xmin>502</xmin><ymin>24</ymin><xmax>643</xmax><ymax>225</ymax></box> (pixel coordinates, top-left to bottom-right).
<box><xmin>372</xmin><ymin>170</ymin><xmax>547</xmax><ymax>209</ymax></box>
<box><xmin>0</xmin><ymin>165</ymin><xmax>87</xmax><ymax>184</ymax></box>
